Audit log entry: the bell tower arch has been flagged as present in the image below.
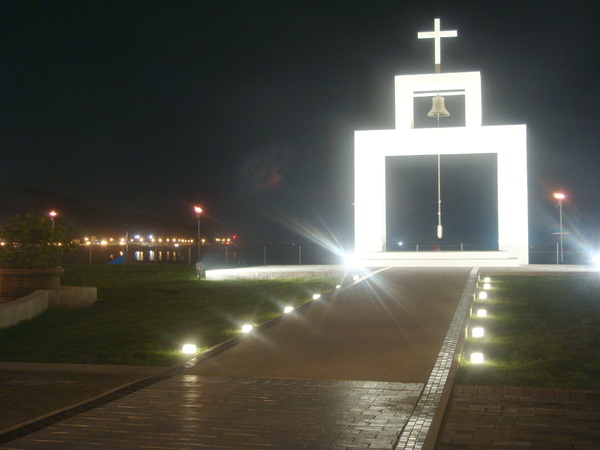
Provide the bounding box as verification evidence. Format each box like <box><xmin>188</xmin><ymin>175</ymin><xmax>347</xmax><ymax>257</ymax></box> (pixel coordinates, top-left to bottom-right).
<box><xmin>353</xmin><ymin>21</ymin><xmax>528</xmax><ymax>266</ymax></box>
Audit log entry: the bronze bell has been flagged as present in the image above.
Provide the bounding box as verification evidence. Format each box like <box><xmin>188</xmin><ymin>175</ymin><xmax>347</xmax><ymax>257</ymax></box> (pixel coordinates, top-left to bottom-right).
<box><xmin>427</xmin><ymin>95</ymin><xmax>450</xmax><ymax>118</ymax></box>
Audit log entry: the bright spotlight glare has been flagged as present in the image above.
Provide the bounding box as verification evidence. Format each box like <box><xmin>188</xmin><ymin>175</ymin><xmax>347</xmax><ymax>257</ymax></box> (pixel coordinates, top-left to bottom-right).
<box><xmin>470</xmin><ymin>352</ymin><xmax>484</xmax><ymax>364</ymax></box>
<box><xmin>284</xmin><ymin>306</ymin><xmax>294</xmax><ymax>314</ymax></box>
<box><xmin>182</xmin><ymin>344</ymin><xmax>197</xmax><ymax>354</ymax></box>
<box><xmin>593</xmin><ymin>254</ymin><xmax>600</xmax><ymax>266</ymax></box>
<box><xmin>241</xmin><ymin>324</ymin><xmax>253</xmax><ymax>333</ymax></box>
<box><xmin>344</xmin><ymin>253</ymin><xmax>362</xmax><ymax>269</ymax></box>
<box><xmin>472</xmin><ymin>327</ymin><xmax>484</xmax><ymax>338</ymax></box>
<box><xmin>312</xmin><ymin>294</ymin><xmax>321</xmax><ymax>300</ymax></box>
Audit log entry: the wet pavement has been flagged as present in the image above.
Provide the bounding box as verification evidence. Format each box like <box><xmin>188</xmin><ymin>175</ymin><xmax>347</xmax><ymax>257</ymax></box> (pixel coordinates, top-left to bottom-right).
<box><xmin>4</xmin><ymin>377</ymin><xmax>423</xmax><ymax>449</ymax></box>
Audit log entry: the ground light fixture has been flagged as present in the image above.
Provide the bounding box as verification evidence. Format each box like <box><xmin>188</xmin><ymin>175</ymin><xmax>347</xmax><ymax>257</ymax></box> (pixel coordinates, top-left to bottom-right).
<box><xmin>284</xmin><ymin>306</ymin><xmax>294</xmax><ymax>314</ymax></box>
<box><xmin>483</xmin><ymin>277</ymin><xmax>491</xmax><ymax>282</ymax></box>
<box><xmin>476</xmin><ymin>309</ymin><xmax>487</xmax><ymax>318</ymax></box>
<box><xmin>483</xmin><ymin>283</ymin><xmax>491</xmax><ymax>290</ymax></box>
<box><xmin>470</xmin><ymin>352</ymin><xmax>484</xmax><ymax>364</ymax></box>
<box><xmin>241</xmin><ymin>324</ymin><xmax>254</xmax><ymax>333</ymax></box>
<box><xmin>472</xmin><ymin>327</ymin><xmax>485</xmax><ymax>338</ymax></box>
<box><xmin>181</xmin><ymin>344</ymin><xmax>197</xmax><ymax>354</ymax></box>
<box><xmin>353</xmin><ymin>275</ymin><xmax>359</xmax><ymax>281</ymax></box>
<box><xmin>336</xmin><ymin>285</ymin><xmax>341</xmax><ymax>289</ymax></box>
<box><xmin>312</xmin><ymin>294</ymin><xmax>321</xmax><ymax>300</ymax></box>
<box><xmin>478</xmin><ymin>291</ymin><xmax>488</xmax><ymax>300</ymax></box>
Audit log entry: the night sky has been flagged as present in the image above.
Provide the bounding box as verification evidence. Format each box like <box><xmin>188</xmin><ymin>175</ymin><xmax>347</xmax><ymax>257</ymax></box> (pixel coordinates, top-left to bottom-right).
<box><xmin>2</xmin><ymin>1</ymin><xmax>599</xmax><ymax>249</ymax></box>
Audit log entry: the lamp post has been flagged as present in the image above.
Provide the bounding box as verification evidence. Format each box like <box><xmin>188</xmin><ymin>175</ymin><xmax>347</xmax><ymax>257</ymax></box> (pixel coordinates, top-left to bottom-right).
<box><xmin>194</xmin><ymin>206</ymin><xmax>202</xmax><ymax>263</ymax></box>
<box><xmin>49</xmin><ymin>210</ymin><xmax>57</xmax><ymax>228</ymax></box>
<box><xmin>553</xmin><ymin>193</ymin><xmax>565</xmax><ymax>264</ymax></box>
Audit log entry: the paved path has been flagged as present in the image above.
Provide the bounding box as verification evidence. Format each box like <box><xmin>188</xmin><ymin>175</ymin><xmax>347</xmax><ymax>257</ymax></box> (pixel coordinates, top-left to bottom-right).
<box><xmin>189</xmin><ymin>267</ymin><xmax>472</xmax><ymax>382</ymax></box>
<box><xmin>0</xmin><ymin>364</ymin><xmax>163</xmax><ymax>431</ymax></box>
<box><xmin>1</xmin><ymin>268</ymin><xmax>474</xmax><ymax>449</ymax></box>
<box><xmin>437</xmin><ymin>385</ymin><xmax>600</xmax><ymax>448</ymax></box>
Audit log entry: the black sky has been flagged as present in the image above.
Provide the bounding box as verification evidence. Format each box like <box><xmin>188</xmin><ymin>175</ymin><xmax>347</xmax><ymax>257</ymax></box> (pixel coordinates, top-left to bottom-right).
<box><xmin>1</xmin><ymin>1</ymin><xmax>599</xmax><ymax>248</ymax></box>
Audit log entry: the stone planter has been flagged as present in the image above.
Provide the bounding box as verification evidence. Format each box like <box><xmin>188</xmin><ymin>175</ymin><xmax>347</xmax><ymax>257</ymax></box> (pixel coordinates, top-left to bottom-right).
<box><xmin>0</xmin><ymin>267</ymin><xmax>65</xmax><ymax>298</ymax></box>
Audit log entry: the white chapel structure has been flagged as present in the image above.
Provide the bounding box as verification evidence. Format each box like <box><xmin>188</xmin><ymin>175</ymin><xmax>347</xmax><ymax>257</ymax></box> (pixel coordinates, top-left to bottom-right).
<box><xmin>354</xmin><ymin>19</ymin><xmax>528</xmax><ymax>267</ymax></box>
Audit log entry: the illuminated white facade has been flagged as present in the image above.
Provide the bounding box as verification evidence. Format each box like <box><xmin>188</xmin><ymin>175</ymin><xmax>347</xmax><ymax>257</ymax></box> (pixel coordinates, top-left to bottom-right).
<box><xmin>354</xmin><ymin>71</ymin><xmax>528</xmax><ymax>265</ymax></box>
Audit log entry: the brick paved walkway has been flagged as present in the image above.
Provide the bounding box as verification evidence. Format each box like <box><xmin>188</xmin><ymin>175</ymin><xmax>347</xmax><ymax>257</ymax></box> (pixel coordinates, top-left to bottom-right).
<box><xmin>2</xmin><ymin>377</ymin><xmax>424</xmax><ymax>449</ymax></box>
<box><xmin>0</xmin><ymin>364</ymin><xmax>163</xmax><ymax>431</ymax></box>
<box><xmin>437</xmin><ymin>385</ymin><xmax>600</xmax><ymax>449</ymax></box>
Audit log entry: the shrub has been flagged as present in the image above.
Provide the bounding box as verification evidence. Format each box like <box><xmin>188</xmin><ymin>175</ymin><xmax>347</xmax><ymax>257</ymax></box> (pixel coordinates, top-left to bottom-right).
<box><xmin>0</xmin><ymin>214</ymin><xmax>77</xmax><ymax>269</ymax></box>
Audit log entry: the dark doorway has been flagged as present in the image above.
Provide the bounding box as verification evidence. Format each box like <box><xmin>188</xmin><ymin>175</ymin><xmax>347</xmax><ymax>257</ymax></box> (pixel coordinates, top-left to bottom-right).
<box><xmin>385</xmin><ymin>153</ymin><xmax>498</xmax><ymax>251</ymax></box>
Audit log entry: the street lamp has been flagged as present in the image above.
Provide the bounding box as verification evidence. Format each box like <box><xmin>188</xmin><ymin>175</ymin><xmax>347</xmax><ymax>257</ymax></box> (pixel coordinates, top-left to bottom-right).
<box><xmin>49</xmin><ymin>211</ymin><xmax>57</xmax><ymax>228</ymax></box>
<box><xmin>553</xmin><ymin>192</ymin><xmax>565</xmax><ymax>264</ymax></box>
<box><xmin>194</xmin><ymin>206</ymin><xmax>202</xmax><ymax>264</ymax></box>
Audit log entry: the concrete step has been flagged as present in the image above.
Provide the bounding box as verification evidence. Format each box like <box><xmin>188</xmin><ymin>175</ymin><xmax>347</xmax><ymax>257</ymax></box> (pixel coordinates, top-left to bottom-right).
<box><xmin>360</xmin><ymin>251</ymin><xmax>520</xmax><ymax>267</ymax></box>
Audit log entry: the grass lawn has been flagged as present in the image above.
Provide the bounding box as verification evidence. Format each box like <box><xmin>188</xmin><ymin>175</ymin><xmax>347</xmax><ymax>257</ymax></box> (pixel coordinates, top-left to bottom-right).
<box><xmin>0</xmin><ymin>264</ymin><xmax>345</xmax><ymax>367</ymax></box>
<box><xmin>458</xmin><ymin>275</ymin><xmax>600</xmax><ymax>389</ymax></box>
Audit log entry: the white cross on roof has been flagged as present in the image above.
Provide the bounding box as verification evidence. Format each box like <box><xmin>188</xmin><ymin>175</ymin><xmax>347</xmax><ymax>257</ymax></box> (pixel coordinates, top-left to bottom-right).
<box><xmin>418</xmin><ymin>18</ymin><xmax>457</xmax><ymax>72</ymax></box>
